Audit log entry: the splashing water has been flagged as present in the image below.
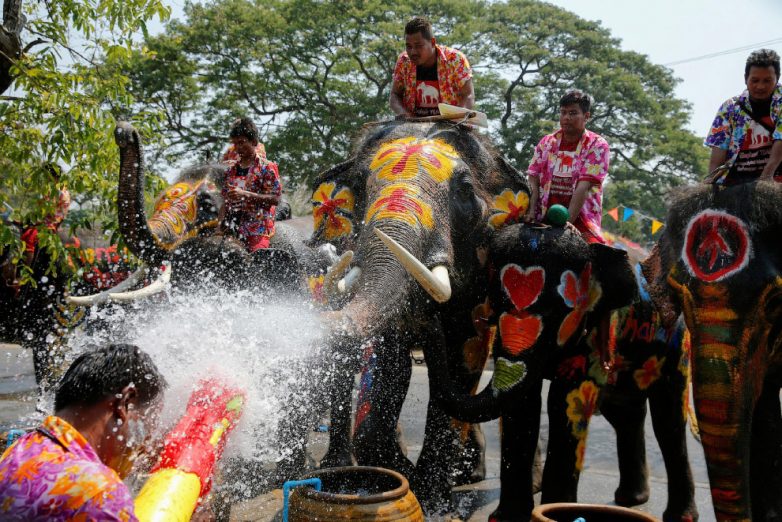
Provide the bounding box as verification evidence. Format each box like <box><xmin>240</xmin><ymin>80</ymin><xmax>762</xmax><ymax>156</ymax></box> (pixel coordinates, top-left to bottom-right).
<box><xmin>65</xmin><ymin>285</ymin><xmax>329</xmax><ymax>467</ymax></box>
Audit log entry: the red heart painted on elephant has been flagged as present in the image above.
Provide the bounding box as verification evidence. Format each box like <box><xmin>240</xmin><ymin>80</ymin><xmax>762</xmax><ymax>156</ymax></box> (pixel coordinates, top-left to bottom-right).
<box><xmin>499</xmin><ymin>311</ymin><xmax>543</xmax><ymax>356</ymax></box>
<box><xmin>501</xmin><ymin>264</ymin><xmax>545</xmax><ymax>311</ymax></box>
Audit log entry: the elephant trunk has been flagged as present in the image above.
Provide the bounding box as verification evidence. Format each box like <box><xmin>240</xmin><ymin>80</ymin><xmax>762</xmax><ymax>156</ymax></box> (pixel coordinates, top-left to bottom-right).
<box><xmin>115</xmin><ymin>122</ymin><xmax>168</xmax><ymax>264</ymax></box>
<box><xmin>687</xmin><ymin>286</ymin><xmax>764</xmax><ymax>521</ymax></box>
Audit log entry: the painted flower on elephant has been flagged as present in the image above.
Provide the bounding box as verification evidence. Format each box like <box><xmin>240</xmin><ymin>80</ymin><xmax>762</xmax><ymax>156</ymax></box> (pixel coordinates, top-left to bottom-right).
<box><xmin>565</xmin><ymin>380</ymin><xmax>599</xmax><ymax>469</ymax></box>
<box><xmin>364</xmin><ymin>183</ymin><xmax>434</xmax><ymax>230</ymax></box>
<box><xmin>369</xmin><ymin>137</ymin><xmax>459</xmax><ymax>183</ymax></box>
<box><xmin>149</xmin><ymin>181</ymin><xmax>210</xmax><ymax>246</ymax></box>
<box><xmin>307</xmin><ymin>274</ymin><xmax>326</xmax><ymax>304</ymax></box>
<box><xmin>556</xmin><ymin>263</ymin><xmax>602</xmax><ymax>346</ymax></box>
<box><xmin>498</xmin><ymin>265</ymin><xmax>544</xmax><ymax>357</ymax></box>
<box><xmin>633</xmin><ymin>355</ymin><xmax>666</xmax><ymax>390</ymax></box>
<box><xmin>312</xmin><ymin>182</ymin><xmax>355</xmax><ymax>240</ymax></box>
<box><xmin>489</xmin><ymin>190</ymin><xmax>530</xmax><ymax>230</ymax></box>
<box><xmin>556</xmin><ymin>355</ymin><xmax>587</xmax><ymax>381</ymax></box>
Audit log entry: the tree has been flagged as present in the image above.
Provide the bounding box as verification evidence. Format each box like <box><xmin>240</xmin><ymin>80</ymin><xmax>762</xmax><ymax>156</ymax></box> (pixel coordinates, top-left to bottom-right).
<box><xmin>129</xmin><ymin>0</ymin><xmax>707</xmax><ymax>233</ymax></box>
<box><xmin>0</xmin><ymin>0</ymin><xmax>169</xmax><ymax>284</ymax></box>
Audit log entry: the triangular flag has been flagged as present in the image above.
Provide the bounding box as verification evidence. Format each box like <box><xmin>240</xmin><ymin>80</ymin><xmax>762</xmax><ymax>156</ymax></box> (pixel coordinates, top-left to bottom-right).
<box><xmin>622</xmin><ymin>207</ymin><xmax>635</xmax><ymax>221</ymax></box>
<box><xmin>651</xmin><ymin>219</ymin><xmax>664</xmax><ymax>235</ymax></box>
<box><xmin>607</xmin><ymin>207</ymin><xmax>619</xmax><ymax>221</ymax></box>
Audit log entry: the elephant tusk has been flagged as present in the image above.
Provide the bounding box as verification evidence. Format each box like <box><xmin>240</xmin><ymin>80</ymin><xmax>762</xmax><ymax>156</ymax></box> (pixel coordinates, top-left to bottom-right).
<box><xmin>65</xmin><ymin>263</ymin><xmax>149</xmax><ymax>306</ymax></box>
<box><xmin>108</xmin><ymin>262</ymin><xmax>172</xmax><ymax>302</ymax></box>
<box><xmin>374</xmin><ymin>229</ymin><xmax>452</xmax><ymax>303</ymax></box>
<box><xmin>323</xmin><ymin>250</ymin><xmax>354</xmax><ymax>298</ymax></box>
<box><xmin>337</xmin><ymin>266</ymin><xmax>362</xmax><ymax>293</ymax></box>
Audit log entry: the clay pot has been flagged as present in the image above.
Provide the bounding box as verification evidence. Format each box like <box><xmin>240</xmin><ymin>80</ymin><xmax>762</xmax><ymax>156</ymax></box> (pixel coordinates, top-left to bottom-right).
<box><xmin>531</xmin><ymin>502</ymin><xmax>660</xmax><ymax>522</ymax></box>
<box><xmin>288</xmin><ymin>466</ymin><xmax>423</xmax><ymax>521</ymax></box>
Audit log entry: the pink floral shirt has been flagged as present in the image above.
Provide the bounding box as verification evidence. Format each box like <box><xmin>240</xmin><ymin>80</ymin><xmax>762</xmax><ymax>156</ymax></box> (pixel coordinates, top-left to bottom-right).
<box><xmin>527</xmin><ymin>128</ymin><xmax>610</xmax><ymax>243</ymax></box>
<box><xmin>0</xmin><ymin>416</ymin><xmax>137</xmax><ymax>521</ymax></box>
<box><xmin>392</xmin><ymin>44</ymin><xmax>472</xmax><ymax>115</ymax></box>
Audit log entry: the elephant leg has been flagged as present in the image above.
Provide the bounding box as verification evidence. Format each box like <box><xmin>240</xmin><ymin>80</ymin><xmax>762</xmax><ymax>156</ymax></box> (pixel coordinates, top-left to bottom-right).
<box><xmin>749</xmin><ymin>380</ymin><xmax>782</xmax><ymax>522</ymax></box>
<box><xmin>600</xmin><ymin>393</ymin><xmax>650</xmax><ymax>507</ymax></box>
<box><xmin>352</xmin><ymin>342</ymin><xmax>414</xmax><ymax>477</ymax></box>
<box><xmin>647</xmin><ymin>380</ymin><xmax>698</xmax><ymax>521</ymax></box>
<box><xmin>319</xmin><ymin>365</ymin><xmax>356</xmax><ymax>468</ymax></box>
<box><xmin>541</xmin><ymin>378</ymin><xmax>597</xmax><ymax>503</ymax></box>
<box><xmin>489</xmin><ymin>380</ymin><xmax>543</xmax><ymax>522</ymax></box>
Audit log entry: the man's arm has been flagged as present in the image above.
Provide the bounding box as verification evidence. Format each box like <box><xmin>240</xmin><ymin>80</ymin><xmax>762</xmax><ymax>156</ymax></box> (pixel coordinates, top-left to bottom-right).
<box><xmin>457</xmin><ymin>78</ymin><xmax>475</xmax><ymax>110</ymax></box>
<box><xmin>760</xmin><ymin>140</ymin><xmax>782</xmax><ymax>180</ymax></box>
<box><xmin>524</xmin><ymin>175</ymin><xmax>539</xmax><ymax>221</ymax></box>
<box><xmin>567</xmin><ymin>180</ymin><xmax>593</xmax><ymax>224</ymax></box>
<box><xmin>390</xmin><ymin>81</ymin><xmax>409</xmax><ymax>117</ymax></box>
<box><xmin>708</xmin><ymin>147</ymin><xmax>729</xmax><ymax>174</ymax></box>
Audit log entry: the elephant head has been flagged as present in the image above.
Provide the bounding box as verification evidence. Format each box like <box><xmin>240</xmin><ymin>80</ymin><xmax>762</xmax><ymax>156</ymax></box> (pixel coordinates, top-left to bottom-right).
<box><xmin>651</xmin><ymin>181</ymin><xmax>782</xmax><ymax>521</ymax></box>
<box><xmin>423</xmin><ymin>222</ymin><xmax>637</xmax><ymax>422</ymax></box>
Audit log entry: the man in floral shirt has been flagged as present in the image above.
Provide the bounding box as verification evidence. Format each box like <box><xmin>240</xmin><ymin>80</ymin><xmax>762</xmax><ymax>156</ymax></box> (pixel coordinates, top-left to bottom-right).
<box><xmin>219</xmin><ymin>117</ymin><xmax>282</xmax><ymax>252</ymax></box>
<box><xmin>705</xmin><ymin>48</ymin><xmax>782</xmax><ymax>184</ymax></box>
<box><xmin>389</xmin><ymin>17</ymin><xmax>474</xmax><ymax>117</ymax></box>
<box><xmin>0</xmin><ymin>343</ymin><xmax>166</xmax><ymax>521</ymax></box>
<box><xmin>525</xmin><ymin>90</ymin><xmax>610</xmax><ymax>244</ymax></box>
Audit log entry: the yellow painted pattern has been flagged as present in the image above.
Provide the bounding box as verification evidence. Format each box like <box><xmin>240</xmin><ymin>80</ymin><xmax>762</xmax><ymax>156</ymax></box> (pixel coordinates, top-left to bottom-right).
<box><xmin>311</xmin><ymin>182</ymin><xmax>355</xmax><ymax>240</ymax></box>
<box><xmin>489</xmin><ymin>190</ymin><xmax>530</xmax><ymax>229</ymax></box>
<box><xmin>134</xmin><ymin>468</ymin><xmax>201</xmax><ymax>522</ymax></box>
<box><xmin>364</xmin><ymin>183</ymin><xmax>434</xmax><ymax>230</ymax></box>
<box><xmin>369</xmin><ymin>137</ymin><xmax>460</xmax><ymax>183</ymax></box>
<box><xmin>149</xmin><ymin>181</ymin><xmax>205</xmax><ymax>246</ymax></box>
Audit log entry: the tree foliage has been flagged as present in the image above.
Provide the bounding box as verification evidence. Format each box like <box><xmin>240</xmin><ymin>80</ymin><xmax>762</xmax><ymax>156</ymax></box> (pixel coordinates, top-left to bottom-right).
<box><xmin>129</xmin><ymin>0</ymin><xmax>707</xmax><ymax>244</ymax></box>
<box><xmin>0</xmin><ymin>0</ymin><xmax>169</xmax><ymax>283</ymax></box>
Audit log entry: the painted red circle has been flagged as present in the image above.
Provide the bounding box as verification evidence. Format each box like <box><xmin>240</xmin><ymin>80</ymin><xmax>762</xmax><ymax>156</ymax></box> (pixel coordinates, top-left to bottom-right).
<box><xmin>682</xmin><ymin>210</ymin><xmax>750</xmax><ymax>282</ymax></box>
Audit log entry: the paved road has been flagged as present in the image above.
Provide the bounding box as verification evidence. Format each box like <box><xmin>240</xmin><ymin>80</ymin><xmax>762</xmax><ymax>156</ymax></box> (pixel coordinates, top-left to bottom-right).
<box><xmin>1</xmin><ymin>342</ymin><xmax>716</xmax><ymax>521</ymax></box>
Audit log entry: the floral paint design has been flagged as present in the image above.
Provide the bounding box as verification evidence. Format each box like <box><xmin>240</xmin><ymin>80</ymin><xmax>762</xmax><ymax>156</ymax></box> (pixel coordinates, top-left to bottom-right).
<box><xmin>364</xmin><ymin>183</ymin><xmax>434</xmax><ymax>230</ymax></box>
<box><xmin>307</xmin><ymin>274</ymin><xmax>326</xmax><ymax>304</ymax></box>
<box><xmin>556</xmin><ymin>263</ymin><xmax>602</xmax><ymax>346</ymax></box>
<box><xmin>633</xmin><ymin>356</ymin><xmax>666</xmax><ymax>390</ymax></box>
<box><xmin>149</xmin><ymin>180</ymin><xmax>215</xmax><ymax>246</ymax></box>
<box><xmin>312</xmin><ymin>182</ymin><xmax>355</xmax><ymax>240</ymax></box>
<box><xmin>498</xmin><ymin>265</ymin><xmax>545</xmax><ymax>357</ymax></box>
<box><xmin>369</xmin><ymin>137</ymin><xmax>459</xmax><ymax>183</ymax></box>
<box><xmin>488</xmin><ymin>190</ymin><xmax>530</xmax><ymax>230</ymax></box>
<box><xmin>565</xmin><ymin>380</ymin><xmax>599</xmax><ymax>470</ymax></box>
<box><xmin>681</xmin><ymin>210</ymin><xmax>751</xmax><ymax>283</ymax></box>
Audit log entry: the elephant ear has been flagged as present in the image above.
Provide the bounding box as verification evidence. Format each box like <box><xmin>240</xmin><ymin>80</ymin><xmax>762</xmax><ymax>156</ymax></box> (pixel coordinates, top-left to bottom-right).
<box><xmin>484</xmin><ymin>154</ymin><xmax>532</xmax><ymax>232</ymax></box>
<box><xmin>589</xmin><ymin>243</ymin><xmax>638</xmax><ymax>316</ymax></box>
<box><xmin>310</xmin><ymin>158</ymin><xmax>359</xmax><ymax>251</ymax></box>
<box><xmin>641</xmin><ymin>234</ymin><xmax>681</xmax><ymax>329</ymax></box>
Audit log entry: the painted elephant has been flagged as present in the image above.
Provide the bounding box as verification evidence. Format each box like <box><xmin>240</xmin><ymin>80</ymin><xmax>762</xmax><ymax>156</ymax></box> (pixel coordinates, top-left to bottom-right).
<box><xmin>417</xmin><ymin>222</ymin><xmax>698</xmax><ymax>521</ymax></box>
<box><xmin>649</xmin><ymin>181</ymin><xmax>782</xmax><ymax>521</ymax></box>
<box><xmin>97</xmin><ymin>122</ymin><xmax>325</xmax><ymax>301</ymax></box>
<box><xmin>298</xmin><ymin>120</ymin><xmax>531</xmax><ymax>512</ymax></box>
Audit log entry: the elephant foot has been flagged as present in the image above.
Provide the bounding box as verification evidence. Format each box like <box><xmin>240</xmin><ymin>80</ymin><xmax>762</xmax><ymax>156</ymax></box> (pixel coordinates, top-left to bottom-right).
<box><xmin>489</xmin><ymin>506</ymin><xmax>528</xmax><ymax>522</ymax></box>
<box><xmin>614</xmin><ymin>484</ymin><xmax>650</xmax><ymax>507</ymax></box>
<box><xmin>319</xmin><ymin>448</ymin><xmax>355</xmax><ymax>469</ymax></box>
<box><xmin>661</xmin><ymin>509</ymin><xmax>698</xmax><ymax>522</ymax></box>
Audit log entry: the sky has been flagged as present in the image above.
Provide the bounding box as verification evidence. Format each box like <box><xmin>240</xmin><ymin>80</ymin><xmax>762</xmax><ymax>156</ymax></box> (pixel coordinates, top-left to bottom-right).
<box><xmin>156</xmin><ymin>0</ymin><xmax>782</xmax><ymax>136</ymax></box>
<box><xmin>546</xmin><ymin>0</ymin><xmax>782</xmax><ymax>134</ymax></box>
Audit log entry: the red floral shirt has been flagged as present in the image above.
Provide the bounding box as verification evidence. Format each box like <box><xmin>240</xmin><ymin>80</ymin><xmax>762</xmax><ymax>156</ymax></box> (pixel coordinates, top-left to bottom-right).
<box><xmin>392</xmin><ymin>44</ymin><xmax>473</xmax><ymax>115</ymax></box>
<box><xmin>222</xmin><ymin>151</ymin><xmax>282</xmax><ymax>243</ymax></box>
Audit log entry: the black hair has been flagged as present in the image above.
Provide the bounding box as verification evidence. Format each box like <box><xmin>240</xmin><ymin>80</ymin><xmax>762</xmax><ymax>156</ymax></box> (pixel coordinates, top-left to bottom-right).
<box><xmin>229</xmin><ymin>117</ymin><xmax>259</xmax><ymax>144</ymax></box>
<box><xmin>745</xmin><ymin>49</ymin><xmax>780</xmax><ymax>80</ymax></box>
<box><xmin>54</xmin><ymin>343</ymin><xmax>166</xmax><ymax>411</ymax></box>
<box><xmin>405</xmin><ymin>17</ymin><xmax>433</xmax><ymax>41</ymax></box>
<box><xmin>559</xmin><ymin>89</ymin><xmax>592</xmax><ymax>114</ymax></box>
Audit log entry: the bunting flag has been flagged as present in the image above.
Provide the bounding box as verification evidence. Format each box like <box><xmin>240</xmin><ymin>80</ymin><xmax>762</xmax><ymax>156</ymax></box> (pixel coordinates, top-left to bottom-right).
<box><xmin>602</xmin><ymin>205</ymin><xmax>666</xmax><ymax>237</ymax></box>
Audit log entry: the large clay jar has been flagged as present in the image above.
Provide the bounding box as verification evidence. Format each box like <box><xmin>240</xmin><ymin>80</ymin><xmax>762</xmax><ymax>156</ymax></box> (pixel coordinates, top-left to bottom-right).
<box><xmin>287</xmin><ymin>466</ymin><xmax>424</xmax><ymax>521</ymax></box>
<box><xmin>532</xmin><ymin>502</ymin><xmax>660</xmax><ymax>522</ymax></box>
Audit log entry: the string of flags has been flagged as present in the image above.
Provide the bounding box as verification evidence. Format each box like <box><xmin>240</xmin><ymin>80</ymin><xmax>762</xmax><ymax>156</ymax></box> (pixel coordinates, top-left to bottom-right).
<box><xmin>605</xmin><ymin>206</ymin><xmax>665</xmax><ymax>235</ymax></box>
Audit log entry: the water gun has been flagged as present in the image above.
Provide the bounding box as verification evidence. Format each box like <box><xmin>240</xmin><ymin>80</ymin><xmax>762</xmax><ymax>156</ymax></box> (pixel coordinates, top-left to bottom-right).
<box><xmin>134</xmin><ymin>379</ymin><xmax>245</xmax><ymax>522</ymax></box>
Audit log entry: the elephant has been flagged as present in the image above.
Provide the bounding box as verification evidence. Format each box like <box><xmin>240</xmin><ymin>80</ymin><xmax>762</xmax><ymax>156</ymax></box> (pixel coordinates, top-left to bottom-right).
<box><xmin>99</xmin><ymin>122</ymin><xmax>328</xmax><ymax>300</ymax></box>
<box><xmin>647</xmin><ymin>180</ymin><xmax>782</xmax><ymax>522</ymax></box>
<box><xmin>416</xmin><ymin>221</ymin><xmax>698</xmax><ymax>521</ymax></box>
<box><xmin>296</xmin><ymin>119</ymin><xmax>532</xmax><ymax>513</ymax></box>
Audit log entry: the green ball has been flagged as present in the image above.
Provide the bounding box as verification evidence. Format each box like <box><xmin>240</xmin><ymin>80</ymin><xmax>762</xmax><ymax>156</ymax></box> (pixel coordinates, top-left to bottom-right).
<box><xmin>546</xmin><ymin>204</ymin><xmax>569</xmax><ymax>226</ymax></box>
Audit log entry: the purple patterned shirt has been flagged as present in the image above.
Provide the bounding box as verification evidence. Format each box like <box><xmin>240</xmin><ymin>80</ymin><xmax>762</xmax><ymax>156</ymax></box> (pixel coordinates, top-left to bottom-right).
<box><xmin>0</xmin><ymin>416</ymin><xmax>138</xmax><ymax>521</ymax></box>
